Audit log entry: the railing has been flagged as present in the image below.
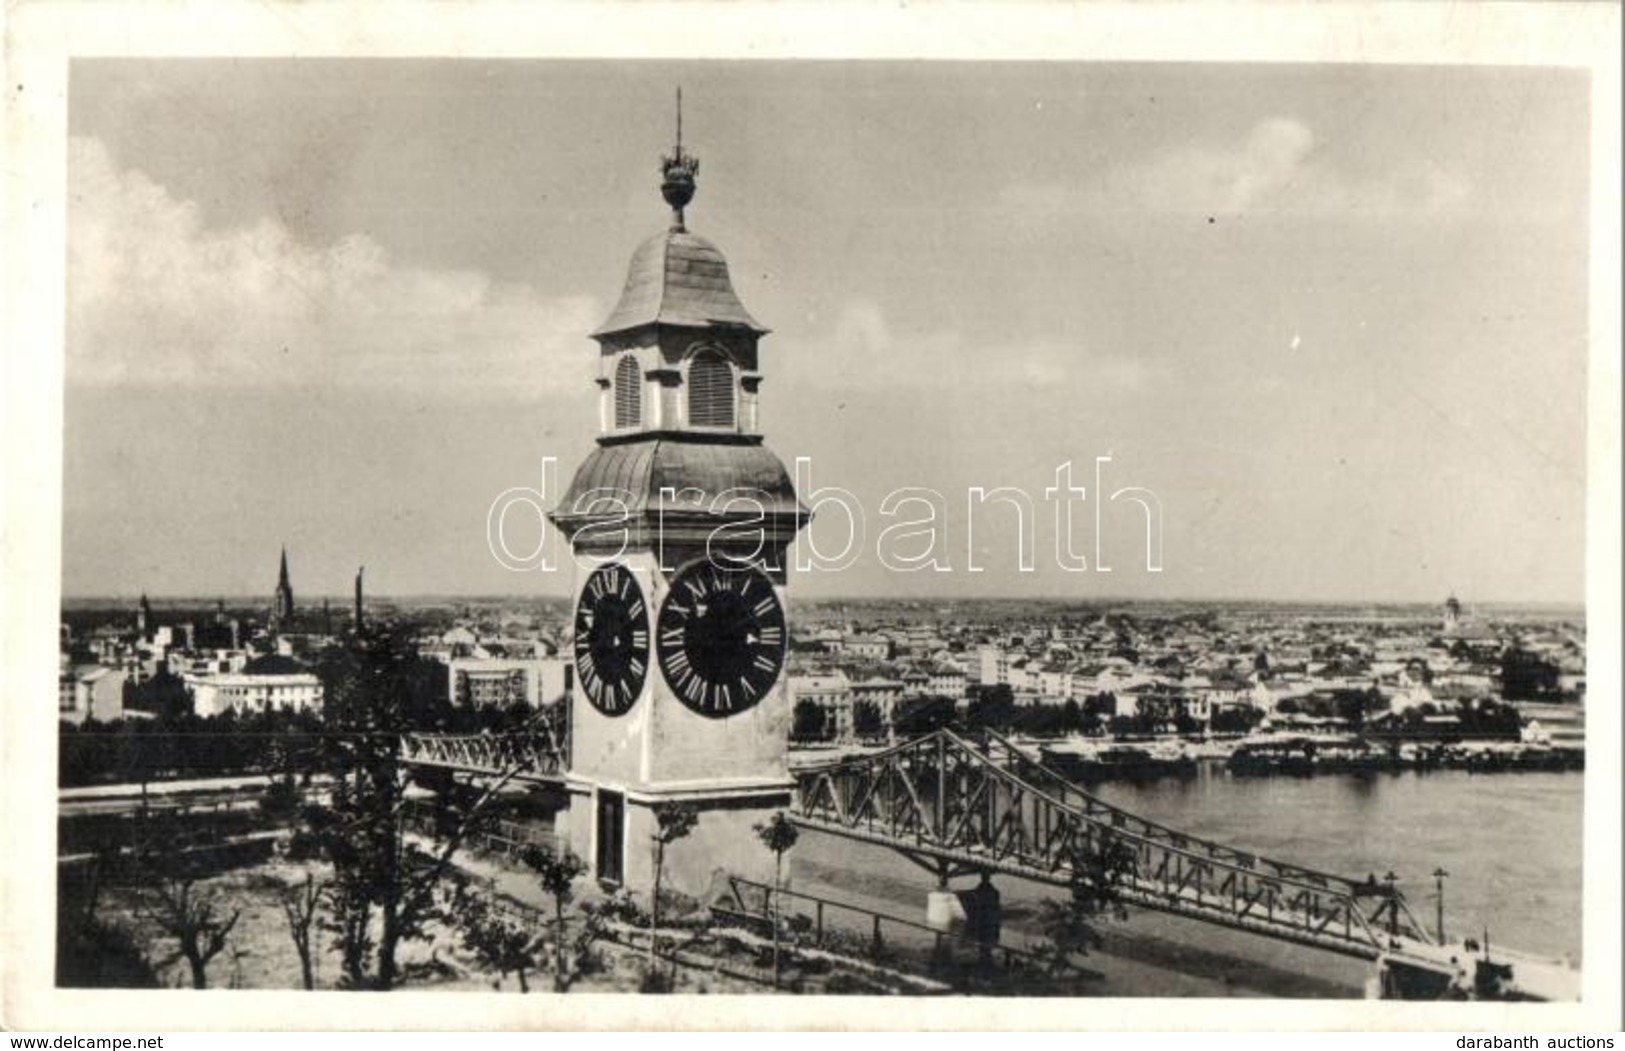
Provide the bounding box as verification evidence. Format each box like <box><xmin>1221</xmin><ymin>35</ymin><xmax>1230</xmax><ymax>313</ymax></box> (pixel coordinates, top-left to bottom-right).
<box><xmin>789</xmin><ymin>728</ymin><xmax>1433</xmax><ymax>959</ymax></box>
<box><xmin>399</xmin><ymin>730</ymin><xmax>565</xmax><ymax>780</ymax></box>
<box><xmin>398</xmin><ymin>703</ymin><xmax>570</xmax><ymax>780</ymax></box>
<box><xmin>710</xmin><ymin>875</ymin><xmax>1081</xmax><ymax>986</ymax></box>
<box><xmin>401</xmin><ymin>799</ymin><xmax>565</xmax><ymax>863</ymax></box>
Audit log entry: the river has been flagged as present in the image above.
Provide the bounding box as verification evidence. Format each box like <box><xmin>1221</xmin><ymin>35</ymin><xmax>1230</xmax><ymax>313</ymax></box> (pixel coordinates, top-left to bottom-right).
<box><xmin>790</xmin><ymin>766</ymin><xmax>1583</xmax><ymax>997</ymax></box>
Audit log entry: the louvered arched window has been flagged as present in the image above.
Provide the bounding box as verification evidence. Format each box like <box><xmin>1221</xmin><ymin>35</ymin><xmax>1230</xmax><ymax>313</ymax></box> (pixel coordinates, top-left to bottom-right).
<box><xmin>687</xmin><ymin>349</ymin><xmax>735</xmax><ymax>428</ymax></box>
<box><xmin>614</xmin><ymin>356</ymin><xmax>642</xmax><ymax>429</ymax></box>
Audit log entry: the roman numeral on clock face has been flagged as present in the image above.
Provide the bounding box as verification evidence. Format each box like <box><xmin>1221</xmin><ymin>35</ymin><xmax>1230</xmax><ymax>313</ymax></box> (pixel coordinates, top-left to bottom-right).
<box><xmin>657</xmin><ymin>562</ymin><xmax>784</xmax><ymax>720</ymax></box>
<box><xmin>575</xmin><ymin>564</ymin><xmax>649</xmax><ymax>719</ymax></box>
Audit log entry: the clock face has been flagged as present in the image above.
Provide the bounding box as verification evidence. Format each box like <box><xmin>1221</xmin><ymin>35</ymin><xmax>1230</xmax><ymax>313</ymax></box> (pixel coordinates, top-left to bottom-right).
<box><xmin>656</xmin><ymin>561</ymin><xmax>786</xmax><ymax>718</ymax></box>
<box><xmin>573</xmin><ymin>563</ymin><xmax>649</xmax><ymax>717</ymax></box>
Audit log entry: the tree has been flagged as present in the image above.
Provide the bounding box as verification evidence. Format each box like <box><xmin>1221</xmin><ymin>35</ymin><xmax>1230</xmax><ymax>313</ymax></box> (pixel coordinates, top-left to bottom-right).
<box><xmin>789</xmin><ymin>699</ymin><xmax>829</xmax><ymax>743</ymax></box>
<box><xmin>965</xmin><ymin>685</ymin><xmax>1016</xmax><ymax>734</ymax></box>
<box><xmin>123</xmin><ymin>667</ymin><xmax>193</xmax><ymax>721</ymax></box>
<box><xmin>893</xmin><ymin>696</ymin><xmax>956</xmax><ymax>738</ymax></box>
<box><xmin>278</xmin><ymin>871</ymin><xmax>321</xmax><ymax>991</ymax></box>
<box><xmin>519</xmin><ymin>845</ymin><xmax>587</xmax><ymax>991</ymax></box>
<box><xmin>1037</xmin><ymin>832</ymin><xmax>1135</xmax><ymax>976</ymax></box>
<box><xmin>455</xmin><ymin>891</ymin><xmax>542</xmax><ymax>992</ymax></box>
<box><xmin>851</xmin><ymin>699</ymin><xmax>885</xmax><ymax>740</ymax></box>
<box><xmin>138</xmin><ymin>871</ymin><xmax>241</xmax><ymax>989</ymax></box>
<box><xmin>1501</xmin><ymin>647</ymin><xmax>1560</xmax><ymax>700</ymax></box>
<box><xmin>306</xmin><ymin>629</ymin><xmax>529</xmax><ymax>990</ymax></box>
<box><xmin>753</xmin><ymin>812</ymin><xmax>800</xmax><ymax>988</ymax></box>
<box><xmin>1060</xmin><ymin>698</ymin><xmax>1083</xmax><ymax>735</ymax></box>
<box><xmin>647</xmin><ymin>803</ymin><xmax>698</xmax><ymax>977</ymax></box>
<box><xmin>1211</xmin><ymin>706</ymin><xmax>1262</xmax><ymax>735</ymax></box>
<box><xmin>259</xmin><ymin>771</ymin><xmax>304</xmax><ymax>824</ymax></box>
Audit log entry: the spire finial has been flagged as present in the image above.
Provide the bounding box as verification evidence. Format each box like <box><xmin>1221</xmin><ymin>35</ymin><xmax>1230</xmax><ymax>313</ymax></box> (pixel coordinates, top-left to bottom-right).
<box><xmin>660</xmin><ymin>86</ymin><xmax>699</xmax><ymax>232</ymax></box>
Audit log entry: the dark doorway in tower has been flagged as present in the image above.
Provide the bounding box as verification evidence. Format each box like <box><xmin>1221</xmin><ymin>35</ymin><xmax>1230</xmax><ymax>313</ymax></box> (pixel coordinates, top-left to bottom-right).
<box><xmin>595</xmin><ymin>789</ymin><xmax>626</xmax><ymax>886</ymax></box>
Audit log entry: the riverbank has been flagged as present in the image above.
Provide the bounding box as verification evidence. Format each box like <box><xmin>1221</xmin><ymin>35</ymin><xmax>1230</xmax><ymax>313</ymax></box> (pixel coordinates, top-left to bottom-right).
<box><xmin>793</xmin><ymin>733</ymin><xmax>1585</xmax><ymax>784</ymax></box>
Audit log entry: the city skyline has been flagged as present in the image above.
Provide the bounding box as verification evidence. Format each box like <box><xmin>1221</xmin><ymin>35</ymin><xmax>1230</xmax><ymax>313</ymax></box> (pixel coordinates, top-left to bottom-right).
<box><xmin>64</xmin><ymin>60</ymin><xmax>1591</xmax><ymax>603</ymax></box>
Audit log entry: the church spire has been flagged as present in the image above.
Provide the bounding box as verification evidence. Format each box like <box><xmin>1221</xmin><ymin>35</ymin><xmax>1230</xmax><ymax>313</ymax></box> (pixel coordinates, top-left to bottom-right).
<box><xmin>660</xmin><ymin>87</ymin><xmax>699</xmax><ymax>232</ymax></box>
<box><xmin>273</xmin><ymin>546</ymin><xmax>294</xmax><ymax>627</ymax></box>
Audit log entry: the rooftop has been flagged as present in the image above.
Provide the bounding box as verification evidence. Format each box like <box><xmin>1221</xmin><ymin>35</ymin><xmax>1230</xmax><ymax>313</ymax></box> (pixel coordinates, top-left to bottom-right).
<box><xmin>593</xmin><ymin>229</ymin><xmax>767</xmax><ymax>339</ymax></box>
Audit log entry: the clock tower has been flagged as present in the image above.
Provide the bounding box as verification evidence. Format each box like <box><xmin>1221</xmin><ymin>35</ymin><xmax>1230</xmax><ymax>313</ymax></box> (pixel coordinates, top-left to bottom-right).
<box><xmin>550</xmin><ymin>106</ymin><xmax>809</xmax><ymax>897</ymax></box>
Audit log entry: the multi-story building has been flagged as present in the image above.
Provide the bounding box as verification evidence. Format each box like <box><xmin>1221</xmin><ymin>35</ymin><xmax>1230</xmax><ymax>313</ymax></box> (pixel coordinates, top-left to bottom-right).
<box><xmin>445</xmin><ymin>656</ymin><xmax>571</xmax><ymax>709</ymax></box>
<box><xmin>789</xmin><ymin>671</ymin><xmax>853</xmax><ymax>739</ymax></box>
<box><xmin>58</xmin><ymin>665</ymin><xmax>131</xmax><ymax>724</ymax></box>
<box><xmin>841</xmin><ymin>634</ymin><xmax>894</xmax><ymax>661</ymax></box>
<box><xmin>186</xmin><ymin>667</ymin><xmax>323</xmax><ymax>716</ymax></box>
<box><xmin>850</xmin><ymin>676</ymin><xmax>905</xmax><ymax>725</ymax></box>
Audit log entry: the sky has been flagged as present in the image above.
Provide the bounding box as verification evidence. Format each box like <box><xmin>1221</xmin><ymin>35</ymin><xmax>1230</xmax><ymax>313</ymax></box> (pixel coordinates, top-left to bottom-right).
<box><xmin>63</xmin><ymin>59</ymin><xmax>1591</xmax><ymax>603</ymax></box>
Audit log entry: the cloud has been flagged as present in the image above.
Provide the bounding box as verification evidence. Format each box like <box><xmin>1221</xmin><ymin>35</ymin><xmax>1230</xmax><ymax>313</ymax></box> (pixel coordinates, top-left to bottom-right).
<box><xmin>1003</xmin><ymin>117</ymin><xmax>1470</xmax><ymax>219</ymax></box>
<box><xmin>67</xmin><ymin>136</ymin><xmax>600</xmax><ymax>399</ymax></box>
<box><xmin>783</xmin><ymin>299</ymin><xmax>1154</xmax><ymax>395</ymax></box>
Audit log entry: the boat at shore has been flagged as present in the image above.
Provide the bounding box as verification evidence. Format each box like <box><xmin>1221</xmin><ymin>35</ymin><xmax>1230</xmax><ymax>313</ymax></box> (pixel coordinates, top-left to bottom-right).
<box><xmin>1038</xmin><ymin>740</ymin><xmax>1198</xmax><ymax>783</ymax></box>
<box><xmin>1226</xmin><ymin>734</ymin><xmax>1582</xmax><ymax>777</ymax></box>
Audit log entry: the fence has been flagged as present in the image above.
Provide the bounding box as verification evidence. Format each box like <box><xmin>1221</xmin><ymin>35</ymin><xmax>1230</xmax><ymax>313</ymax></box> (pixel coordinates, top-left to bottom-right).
<box><xmin>710</xmin><ymin>875</ymin><xmax>1082</xmax><ymax>989</ymax></box>
<box><xmin>400</xmin><ymin>799</ymin><xmax>565</xmax><ymax>864</ymax></box>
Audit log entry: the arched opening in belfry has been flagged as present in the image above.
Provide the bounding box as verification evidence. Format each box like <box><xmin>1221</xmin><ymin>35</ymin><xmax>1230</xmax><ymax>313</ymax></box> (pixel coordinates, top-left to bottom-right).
<box><xmin>687</xmin><ymin>348</ymin><xmax>735</xmax><ymax>428</ymax></box>
<box><xmin>614</xmin><ymin>355</ymin><xmax>642</xmax><ymax>429</ymax></box>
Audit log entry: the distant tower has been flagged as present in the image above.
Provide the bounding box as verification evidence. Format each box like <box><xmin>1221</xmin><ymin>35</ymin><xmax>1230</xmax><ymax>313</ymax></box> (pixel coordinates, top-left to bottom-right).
<box><xmin>354</xmin><ymin>566</ymin><xmax>365</xmax><ymax>632</ymax></box>
<box><xmin>214</xmin><ymin>599</ymin><xmax>226</xmax><ymax>626</ymax></box>
<box><xmin>1444</xmin><ymin>594</ymin><xmax>1462</xmax><ymax>636</ymax></box>
<box><xmin>136</xmin><ymin>593</ymin><xmax>152</xmax><ymax>636</ymax></box>
<box><xmin>323</xmin><ymin>598</ymin><xmax>333</xmax><ymax>636</ymax></box>
<box><xmin>273</xmin><ymin>547</ymin><xmax>295</xmax><ymax>627</ymax></box>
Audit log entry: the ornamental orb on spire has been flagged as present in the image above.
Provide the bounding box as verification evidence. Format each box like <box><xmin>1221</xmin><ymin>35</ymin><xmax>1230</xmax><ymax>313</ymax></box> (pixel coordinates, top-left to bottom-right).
<box><xmin>660</xmin><ymin>87</ymin><xmax>700</xmax><ymax>231</ymax></box>
<box><xmin>661</xmin><ymin>147</ymin><xmax>699</xmax><ymax>231</ymax></box>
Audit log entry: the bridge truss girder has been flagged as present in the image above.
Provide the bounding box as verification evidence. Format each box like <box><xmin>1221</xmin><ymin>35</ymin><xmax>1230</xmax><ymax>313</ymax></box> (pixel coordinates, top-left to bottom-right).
<box><xmin>790</xmin><ymin>729</ymin><xmax>1434</xmax><ymax>961</ymax></box>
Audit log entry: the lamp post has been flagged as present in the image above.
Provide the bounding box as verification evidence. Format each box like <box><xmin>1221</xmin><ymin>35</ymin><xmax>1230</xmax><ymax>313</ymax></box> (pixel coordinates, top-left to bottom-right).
<box><xmin>1432</xmin><ymin>867</ymin><xmax>1450</xmax><ymax>944</ymax></box>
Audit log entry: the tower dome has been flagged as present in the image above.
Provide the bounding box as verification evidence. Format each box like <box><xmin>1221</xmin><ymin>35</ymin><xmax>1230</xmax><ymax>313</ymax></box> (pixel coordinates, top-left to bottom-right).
<box><xmin>593</xmin><ymin>228</ymin><xmax>767</xmax><ymax>339</ymax></box>
<box><xmin>594</xmin><ymin>88</ymin><xmax>766</xmax><ymax>340</ymax></box>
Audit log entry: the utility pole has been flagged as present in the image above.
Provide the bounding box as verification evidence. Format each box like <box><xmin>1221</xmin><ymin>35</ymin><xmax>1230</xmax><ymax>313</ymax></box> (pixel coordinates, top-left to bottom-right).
<box><xmin>1431</xmin><ymin>867</ymin><xmax>1449</xmax><ymax>944</ymax></box>
<box><xmin>1382</xmin><ymin>871</ymin><xmax>1400</xmax><ymax>937</ymax></box>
